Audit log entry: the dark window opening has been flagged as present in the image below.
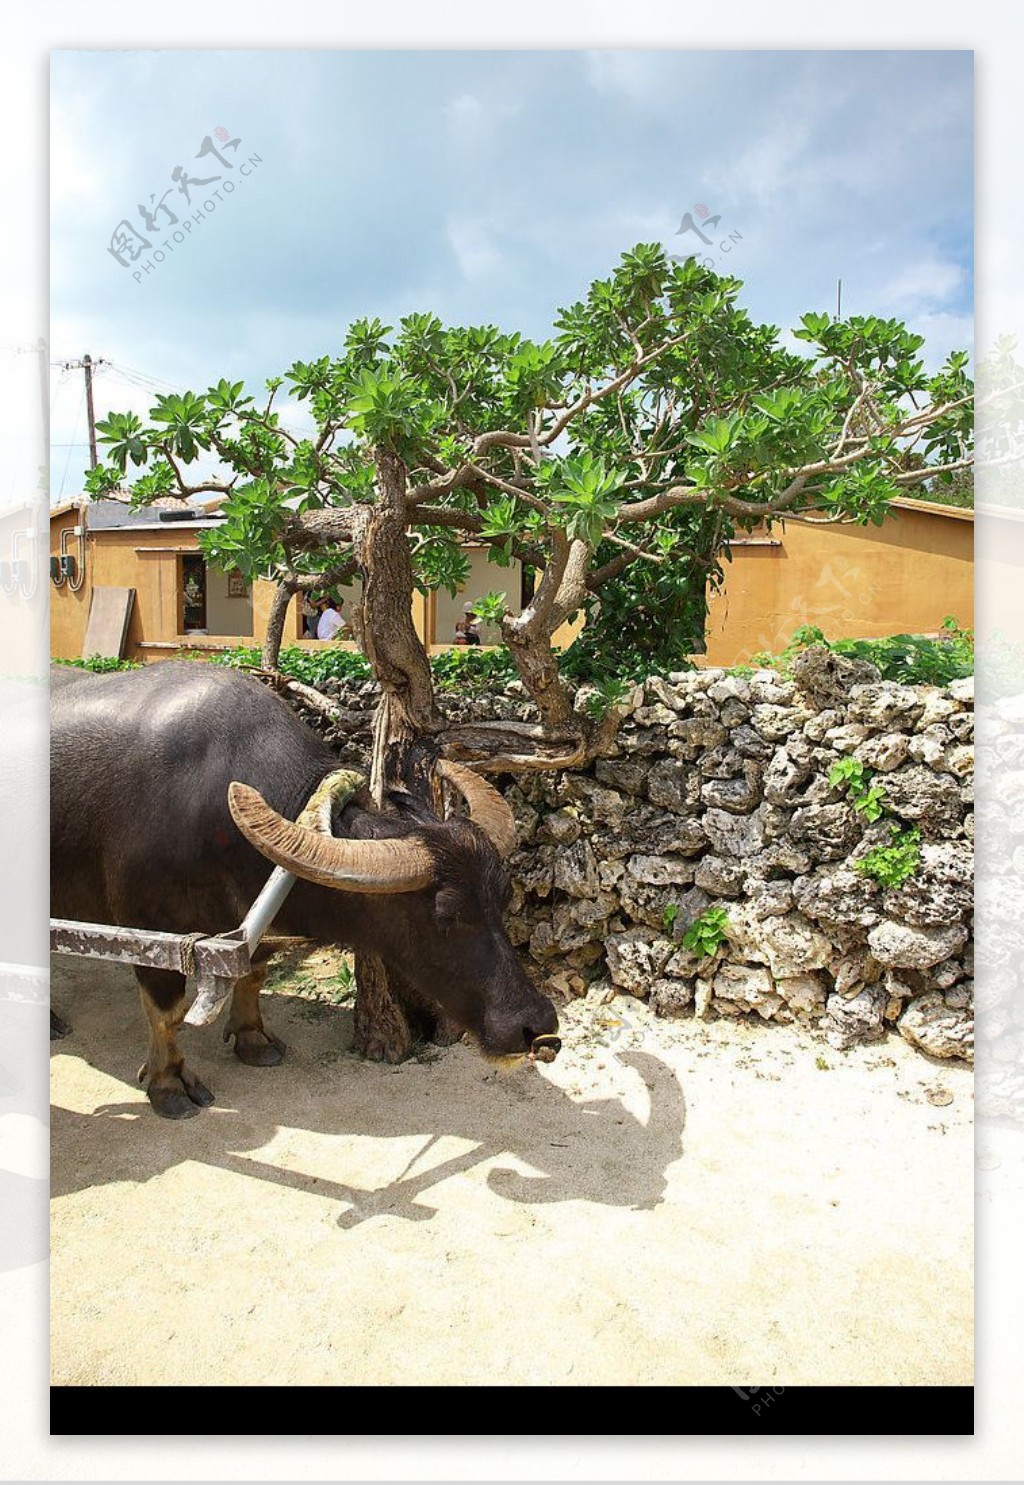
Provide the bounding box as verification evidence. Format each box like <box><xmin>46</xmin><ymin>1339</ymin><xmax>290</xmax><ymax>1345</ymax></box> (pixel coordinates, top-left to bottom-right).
<box><xmin>181</xmin><ymin>554</ymin><xmax>207</xmax><ymax>632</ymax></box>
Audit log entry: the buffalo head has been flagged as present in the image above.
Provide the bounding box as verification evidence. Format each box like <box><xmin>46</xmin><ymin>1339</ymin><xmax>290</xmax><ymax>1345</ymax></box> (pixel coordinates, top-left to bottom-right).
<box><xmin>228</xmin><ymin>761</ymin><xmax>560</xmax><ymax>1063</ymax></box>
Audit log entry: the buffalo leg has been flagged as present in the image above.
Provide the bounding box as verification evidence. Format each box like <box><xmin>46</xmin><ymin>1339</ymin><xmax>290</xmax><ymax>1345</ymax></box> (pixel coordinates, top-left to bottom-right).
<box><xmin>222</xmin><ymin>966</ymin><xmax>285</xmax><ymax>1067</ymax></box>
<box><xmin>351</xmin><ymin>951</ymin><xmax>415</xmax><ymax>1064</ymax></box>
<box><xmin>136</xmin><ymin>968</ymin><xmax>214</xmax><ymax>1120</ymax></box>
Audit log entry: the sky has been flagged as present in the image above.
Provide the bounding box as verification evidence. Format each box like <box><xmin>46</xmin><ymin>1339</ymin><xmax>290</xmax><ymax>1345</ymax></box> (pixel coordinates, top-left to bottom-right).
<box><xmin>47</xmin><ymin>48</ymin><xmax>973</xmax><ymax>502</ymax></box>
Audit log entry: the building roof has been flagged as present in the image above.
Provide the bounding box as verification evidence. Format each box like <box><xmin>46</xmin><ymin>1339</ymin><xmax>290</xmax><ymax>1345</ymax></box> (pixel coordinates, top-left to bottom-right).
<box><xmin>50</xmin><ymin>498</ymin><xmax>226</xmax><ymax>532</ymax></box>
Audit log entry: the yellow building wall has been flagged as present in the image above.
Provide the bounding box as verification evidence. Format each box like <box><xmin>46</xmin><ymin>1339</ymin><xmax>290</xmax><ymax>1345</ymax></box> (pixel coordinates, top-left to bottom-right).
<box><xmin>433</xmin><ymin>549</ymin><xmax>524</xmax><ymax>646</ymax></box>
<box><xmin>50</xmin><ymin>518</ymin><xmax>432</xmax><ymax>663</ymax></box>
<box><xmin>702</xmin><ymin>499</ymin><xmax>973</xmax><ymax>666</ymax></box>
<box><xmin>51</xmin><ymin>497</ymin><xmax>973</xmax><ymax>670</ymax></box>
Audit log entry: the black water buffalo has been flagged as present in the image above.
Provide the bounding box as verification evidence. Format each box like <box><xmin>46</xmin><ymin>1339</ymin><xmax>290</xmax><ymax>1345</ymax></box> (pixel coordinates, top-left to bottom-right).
<box><xmin>50</xmin><ymin>662</ymin><xmax>558</xmax><ymax>1118</ymax></box>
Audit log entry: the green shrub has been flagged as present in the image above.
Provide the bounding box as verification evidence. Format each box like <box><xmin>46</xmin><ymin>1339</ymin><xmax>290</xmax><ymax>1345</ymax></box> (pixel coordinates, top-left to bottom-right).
<box><xmin>214</xmin><ymin>645</ymin><xmax>373</xmax><ymax>687</ymax></box>
<box><xmin>828</xmin><ymin>758</ymin><xmax>886</xmax><ymax>821</ymax></box>
<box><xmin>748</xmin><ymin>617</ymin><xmax>973</xmax><ymax>686</ymax></box>
<box><xmin>682</xmin><ymin>905</ymin><xmax>731</xmax><ymax>957</ymax></box>
<box><xmin>429</xmin><ymin>646</ymin><xmax>520</xmax><ymax>694</ymax></box>
<box><xmin>53</xmin><ymin>655</ymin><xmax>141</xmax><ymax>672</ymax></box>
<box><xmin>213</xmin><ymin>641</ymin><xmax>525</xmax><ymax>696</ymax></box>
<box><xmin>855</xmin><ymin>826</ymin><xmax>922</xmax><ymax>888</ymax></box>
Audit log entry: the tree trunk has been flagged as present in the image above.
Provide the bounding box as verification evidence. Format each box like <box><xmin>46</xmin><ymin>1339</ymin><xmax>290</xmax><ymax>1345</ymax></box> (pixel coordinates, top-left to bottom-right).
<box><xmin>357</xmin><ymin>449</ymin><xmax>442</xmax><ymax>801</ymax></box>
<box><xmin>500</xmin><ymin>532</ymin><xmax>591</xmax><ymax>735</ymax></box>
<box><xmin>262</xmin><ymin>579</ymin><xmax>296</xmax><ymax>670</ymax></box>
<box><xmin>351</xmin><ymin>448</ymin><xmax>446</xmax><ymax>1060</ymax></box>
<box><xmin>503</xmin><ymin>623</ymin><xmax>575</xmax><ymax>729</ymax></box>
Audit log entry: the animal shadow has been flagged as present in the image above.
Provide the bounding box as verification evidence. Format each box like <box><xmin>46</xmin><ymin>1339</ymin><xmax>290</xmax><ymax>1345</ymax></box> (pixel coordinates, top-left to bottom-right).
<box><xmin>50</xmin><ymin>960</ymin><xmax>687</xmax><ymax>1226</ymax></box>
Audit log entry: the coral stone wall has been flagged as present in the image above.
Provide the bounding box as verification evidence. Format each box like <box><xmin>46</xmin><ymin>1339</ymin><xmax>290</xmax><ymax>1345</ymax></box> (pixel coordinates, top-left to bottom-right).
<box><xmin>288</xmin><ymin>649</ymin><xmax>974</xmax><ymax>1062</ymax></box>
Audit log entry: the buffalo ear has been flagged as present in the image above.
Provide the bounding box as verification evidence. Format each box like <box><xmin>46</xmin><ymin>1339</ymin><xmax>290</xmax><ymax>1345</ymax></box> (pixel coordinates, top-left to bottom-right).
<box><xmin>434</xmin><ymin>885</ymin><xmax>463</xmax><ymax>925</ymax></box>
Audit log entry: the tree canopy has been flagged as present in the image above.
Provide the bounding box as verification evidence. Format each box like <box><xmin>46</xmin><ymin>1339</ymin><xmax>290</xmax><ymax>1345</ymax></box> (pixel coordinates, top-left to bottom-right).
<box><xmin>88</xmin><ymin>244</ymin><xmax>974</xmax><ymax>764</ymax></box>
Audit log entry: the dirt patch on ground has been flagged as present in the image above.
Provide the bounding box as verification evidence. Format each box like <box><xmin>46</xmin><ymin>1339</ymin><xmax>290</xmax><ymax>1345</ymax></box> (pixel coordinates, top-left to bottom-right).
<box><xmin>50</xmin><ymin>946</ymin><xmax>973</xmax><ymax>1387</ymax></box>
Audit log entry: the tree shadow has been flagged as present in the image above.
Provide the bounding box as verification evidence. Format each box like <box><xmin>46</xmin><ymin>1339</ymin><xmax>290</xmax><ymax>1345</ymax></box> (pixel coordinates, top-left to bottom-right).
<box><xmin>50</xmin><ymin>964</ymin><xmax>687</xmax><ymax>1227</ymax></box>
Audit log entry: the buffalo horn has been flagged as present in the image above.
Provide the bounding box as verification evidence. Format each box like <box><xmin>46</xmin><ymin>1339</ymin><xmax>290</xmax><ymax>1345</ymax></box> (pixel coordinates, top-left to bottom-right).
<box><xmin>228</xmin><ymin>783</ymin><xmax>435</xmax><ymax>894</ymax></box>
<box><xmin>436</xmin><ymin>760</ymin><xmax>517</xmax><ymax>858</ymax></box>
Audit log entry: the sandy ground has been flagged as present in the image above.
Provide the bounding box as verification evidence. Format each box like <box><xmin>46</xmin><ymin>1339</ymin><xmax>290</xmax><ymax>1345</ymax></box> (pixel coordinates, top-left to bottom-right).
<box><xmin>50</xmin><ymin>946</ymin><xmax>973</xmax><ymax>1388</ymax></box>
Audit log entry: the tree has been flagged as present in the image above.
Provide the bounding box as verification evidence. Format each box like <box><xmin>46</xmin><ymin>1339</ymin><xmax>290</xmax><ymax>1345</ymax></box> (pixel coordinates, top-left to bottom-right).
<box><xmin>88</xmin><ymin>244</ymin><xmax>973</xmax><ymax>783</ymax></box>
<box><xmin>86</xmin><ymin>245</ymin><xmax>973</xmax><ymax>1061</ymax></box>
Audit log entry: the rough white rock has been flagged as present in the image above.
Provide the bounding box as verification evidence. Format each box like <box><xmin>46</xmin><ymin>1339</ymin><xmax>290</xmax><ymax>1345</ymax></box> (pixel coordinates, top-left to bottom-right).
<box><xmin>553</xmin><ymin>839</ymin><xmax>600</xmax><ymax>898</ymax></box>
<box><xmin>849</xmin><ymin>683</ymin><xmax>924</xmax><ymax>728</ymax></box>
<box><xmin>712</xmin><ymin>961</ymin><xmax>783</xmax><ymax>1018</ymax></box>
<box><xmin>855</xmin><ymin>732</ymin><xmax>911</xmax><ymax>772</ymax></box>
<box><xmin>763</xmin><ymin>743</ymin><xmax>814</xmax><ymax>805</ymax></box>
<box><xmin>825</xmin><ymin>987</ymin><xmax>887</xmax><ymax>1048</ymax></box>
<box><xmin>434</xmin><ymin>665</ymin><xmax>977</xmax><ymax>1061</ymax></box>
<box><xmin>700</xmin><ymin>767</ymin><xmax>762</xmax><ymax>814</ymax></box>
<box><xmin>694</xmin><ymin>854</ymin><xmax>747</xmax><ymax>897</ymax></box>
<box><xmin>775</xmin><ymin>972</ymin><xmax>828</xmax><ymax>1014</ymax></box>
<box><xmin>898</xmin><ymin>992</ymin><xmax>974</xmax><ymax>1061</ymax></box>
<box><xmin>867</xmin><ymin>919</ymin><xmax>968</xmax><ymax>969</ymax></box>
<box><xmin>726</xmin><ymin>904</ymin><xmax>833</xmax><ymax>977</ymax></box>
<box><xmin>703</xmin><ymin>805</ymin><xmax>767</xmax><ymax>857</ymax></box>
<box><xmin>625</xmin><ymin>853</ymin><xmax>695</xmax><ymax>886</ymax></box>
<box><xmin>606</xmin><ymin>931</ymin><xmax>675</xmax><ymax>996</ymax></box>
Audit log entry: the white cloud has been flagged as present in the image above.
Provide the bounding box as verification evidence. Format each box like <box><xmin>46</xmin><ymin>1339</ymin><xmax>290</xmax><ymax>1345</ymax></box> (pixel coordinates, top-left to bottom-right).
<box><xmin>883</xmin><ymin>260</ymin><xmax>967</xmax><ymax>310</ymax></box>
<box><xmin>444</xmin><ymin>92</ymin><xmax>488</xmax><ymax>143</ymax></box>
<box><xmin>446</xmin><ymin>214</ymin><xmax>505</xmax><ymax>281</ymax></box>
<box><xmin>714</xmin><ymin>121</ymin><xmax>813</xmax><ymax>211</ymax></box>
<box><xmin>905</xmin><ymin>310</ymin><xmax>974</xmax><ymax>371</ymax></box>
<box><xmin>584</xmin><ymin>50</ymin><xmax>653</xmax><ymax>105</ymax></box>
<box><xmin>443</xmin><ymin>88</ymin><xmax>522</xmax><ymax>167</ymax></box>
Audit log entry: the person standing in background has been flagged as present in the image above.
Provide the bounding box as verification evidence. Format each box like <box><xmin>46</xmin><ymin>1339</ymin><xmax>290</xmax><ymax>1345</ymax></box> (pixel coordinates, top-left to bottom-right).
<box><xmin>316</xmin><ymin>596</ymin><xmax>346</xmax><ymax>641</ymax></box>
<box><xmin>453</xmin><ymin>603</ymin><xmax>481</xmax><ymax>646</ymax></box>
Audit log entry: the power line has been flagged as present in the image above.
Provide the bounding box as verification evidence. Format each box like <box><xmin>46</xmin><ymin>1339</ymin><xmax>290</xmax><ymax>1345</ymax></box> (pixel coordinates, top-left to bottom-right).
<box><xmin>107</xmin><ymin>360</ymin><xmax>178</xmax><ymax>391</ymax></box>
<box><xmin>51</xmin><ymin>356</ymin><xmax>105</xmax><ymax>469</ymax></box>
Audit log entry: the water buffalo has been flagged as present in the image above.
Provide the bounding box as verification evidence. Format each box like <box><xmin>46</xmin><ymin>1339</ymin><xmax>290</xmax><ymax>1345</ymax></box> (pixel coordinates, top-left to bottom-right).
<box><xmin>50</xmin><ymin>662</ymin><xmax>559</xmax><ymax>1118</ymax></box>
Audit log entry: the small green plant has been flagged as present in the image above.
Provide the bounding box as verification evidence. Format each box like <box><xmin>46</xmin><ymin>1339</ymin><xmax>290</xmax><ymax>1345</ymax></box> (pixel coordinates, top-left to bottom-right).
<box><xmin>54</xmin><ymin>654</ymin><xmax>141</xmax><ymax>673</ymax></box>
<box><xmin>815</xmin><ymin>1055</ymin><xmax>830</xmax><ymax>1071</ymax></box>
<box><xmin>328</xmin><ymin>958</ymin><xmax>357</xmax><ymax>1003</ymax></box>
<box><xmin>582</xmin><ymin>676</ymin><xmax>631</xmax><ymax>720</ymax></box>
<box><xmin>429</xmin><ymin>646</ymin><xmax>520</xmax><ymax>695</ymax></box>
<box><xmin>828</xmin><ymin>757</ymin><xmax>867</xmax><ymax>791</ymax></box>
<box><xmin>829</xmin><ymin>758</ymin><xmax>886</xmax><ymax>821</ymax></box>
<box><xmin>682</xmin><ymin>905</ymin><xmax>731</xmax><ymax>958</ymax></box>
<box><xmin>467</xmin><ymin>590</ymin><xmax>509</xmax><ymax>628</ymax></box>
<box><xmin>751</xmin><ymin>620</ymin><xmax>973</xmax><ymax>686</ymax></box>
<box><xmin>215</xmin><ymin>644</ymin><xmax>374</xmax><ymax>687</ymax></box>
<box><xmin>855</xmin><ymin>826</ymin><xmax>922</xmax><ymax>888</ymax></box>
<box><xmin>852</xmin><ymin>783</ymin><xmax>886</xmax><ymax>822</ymax></box>
<box><xmin>662</xmin><ymin>903</ymin><xmax>679</xmax><ymax>932</ymax></box>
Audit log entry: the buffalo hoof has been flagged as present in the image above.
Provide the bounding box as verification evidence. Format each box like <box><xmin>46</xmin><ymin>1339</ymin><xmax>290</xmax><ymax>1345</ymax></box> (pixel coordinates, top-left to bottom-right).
<box><xmin>230</xmin><ymin>1027</ymin><xmax>285</xmax><ymax>1067</ymax></box>
<box><xmin>144</xmin><ymin>1065</ymin><xmax>215</xmax><ymax>1120</ymax></box>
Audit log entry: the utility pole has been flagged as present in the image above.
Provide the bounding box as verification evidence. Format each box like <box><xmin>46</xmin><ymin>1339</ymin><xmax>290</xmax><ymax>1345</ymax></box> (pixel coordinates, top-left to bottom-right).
<box><xmin>83</xmin><ymin>354</ymin><xmax>98</xmax><ymax>469</ymax></box>
<box><xmin>54</xmin><ymin>354</ymin><xmax>106</xmax><ymax>471</ymax></box>
<box><xmin>836</xmin><ymin>279</ymin><xmax>843</xmax><ymax>319</ymax></box>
